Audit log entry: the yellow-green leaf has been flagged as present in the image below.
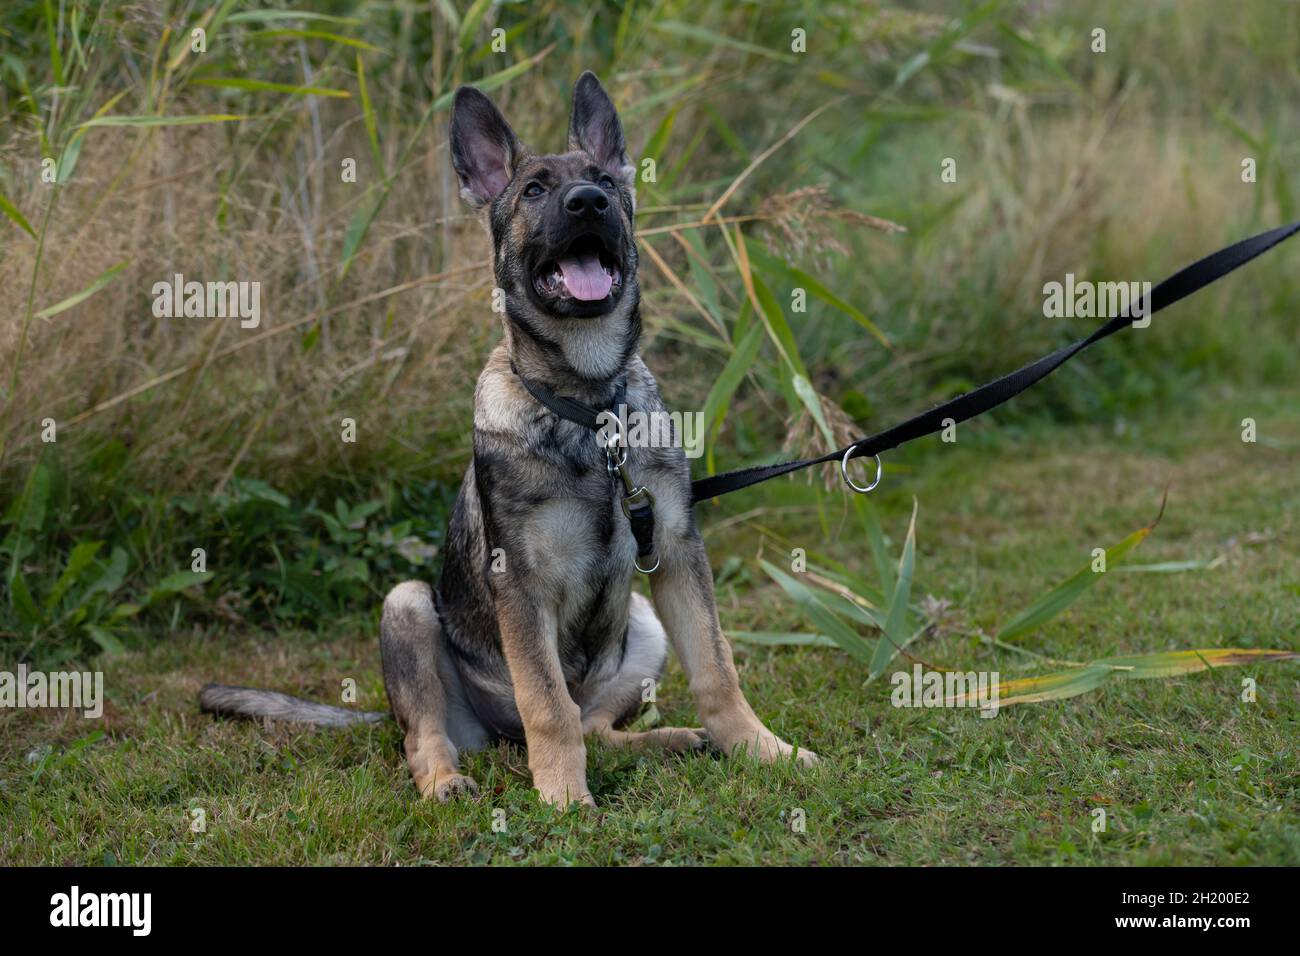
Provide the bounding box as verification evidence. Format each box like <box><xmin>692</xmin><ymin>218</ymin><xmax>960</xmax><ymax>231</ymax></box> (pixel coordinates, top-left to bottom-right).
<box><xmin>227</xmin><ymin>10</ymin><xmax>362</xmax><ymax>25</ymax></box>
<box><xmin>950</xmin><ymin>649</ymin><xmax>1298</xmax><ymax>708</ymax></box>
<box><xmin>356</xmin><ymin>53</ymin><xmax>383</xmax><ymax>174</ymax></box>
<box><xmin>996</xmin><ymin>505</ymin><xmax>1160</xmax><ymax>642</ymax></box>
<box><xmin>871</xmin><ymin>499</ymin><xmax>917</xmax><ymax>677</ymax></box>
<box><xmin>0</xmin><ymin>190</ymin><xmax>35</xmax><ymax>238</ymax></box>
<box><xmin>1101</xmin><ymin>647</ymin><xmax>1299</xmax><ymax>679</ymax></box>
<box><xmin>192</xmin><ymin>77</ymin><xmax>351</xmax><ymax>98</ymax></box>
<box><xmin>77</xmin><ymin>114</ymin><xmax>247</xmax><ymax>129</ymax></box>
<box><xmin>34</xmin><ymin>262</ymin><xmax>128</xmax><ymax>319</ymax></box>
<box><xmin>252</xmin><ymin>29</ymin><xmax>385</xmax><ymax>53</ymax></box>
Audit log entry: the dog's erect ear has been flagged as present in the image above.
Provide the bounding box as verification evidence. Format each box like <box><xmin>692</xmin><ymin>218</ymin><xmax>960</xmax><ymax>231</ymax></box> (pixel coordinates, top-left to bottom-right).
<box><xmin>450</xmin><ymin>86</ymin><xmax>523</xmax><ymax>208</ymax></box>
<box><xmin>568</xmin><ymin>71</ymin><xmax>634</xmax><ymax>187</ymax></box>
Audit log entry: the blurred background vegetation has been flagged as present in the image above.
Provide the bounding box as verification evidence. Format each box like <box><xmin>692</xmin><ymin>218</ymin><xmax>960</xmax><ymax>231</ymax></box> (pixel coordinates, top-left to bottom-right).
<box><xmin>1</xmin><ymin>0</ymin><xmax>1297</xmax><ymax>665</ymax></box>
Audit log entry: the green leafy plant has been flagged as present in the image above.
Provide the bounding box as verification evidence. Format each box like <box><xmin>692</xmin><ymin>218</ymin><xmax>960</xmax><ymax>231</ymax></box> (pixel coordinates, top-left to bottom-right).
<box><xmin>2</xmin><ymin>462</ymin><xmax>210</xmax><ymax>660</ymax></box>
<box><xmin>757</xmin><ymin>493</ymin><xmax>1298</xmax><ymax>704</ymax></box>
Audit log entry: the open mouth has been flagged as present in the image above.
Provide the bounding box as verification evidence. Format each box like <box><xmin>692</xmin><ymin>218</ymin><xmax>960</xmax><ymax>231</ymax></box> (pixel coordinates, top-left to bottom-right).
<box><xmin>533</xmin><ymin>234</ymin><xmax>622</xmax><ymax>303</ymax></box>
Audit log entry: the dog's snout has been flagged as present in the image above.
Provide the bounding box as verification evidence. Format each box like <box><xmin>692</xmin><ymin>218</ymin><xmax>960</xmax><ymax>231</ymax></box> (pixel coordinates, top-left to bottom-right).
<box><xmin>564</xmin><ymin>183</ymin><xmax>609</xmax><ymax>220</ymax></box>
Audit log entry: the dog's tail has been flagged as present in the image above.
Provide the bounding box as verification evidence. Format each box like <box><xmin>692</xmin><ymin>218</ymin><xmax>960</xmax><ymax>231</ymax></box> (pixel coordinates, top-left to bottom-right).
<box><xmin>199</xmin><ymin>683</ymin><xmax>388</xmax><ymax>727</ymax></box>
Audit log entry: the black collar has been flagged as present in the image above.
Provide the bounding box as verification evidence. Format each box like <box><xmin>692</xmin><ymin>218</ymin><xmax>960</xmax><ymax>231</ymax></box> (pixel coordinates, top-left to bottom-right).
<box><xmin>509</xmin><ymin>363</ymin><xmax>628</xmax><ymax>431</ymax></box>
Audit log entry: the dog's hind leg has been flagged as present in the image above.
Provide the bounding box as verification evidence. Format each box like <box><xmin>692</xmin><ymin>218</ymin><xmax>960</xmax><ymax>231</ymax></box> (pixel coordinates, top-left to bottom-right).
<box><xmin>580</xmin><ymin>593</ymin><xmax>708</xmax><ymax>755</ymax></box>
<box><xmin>380</xmin><ymin>581</ymin><xmax>488</xmax><ymax>801</ymax></box>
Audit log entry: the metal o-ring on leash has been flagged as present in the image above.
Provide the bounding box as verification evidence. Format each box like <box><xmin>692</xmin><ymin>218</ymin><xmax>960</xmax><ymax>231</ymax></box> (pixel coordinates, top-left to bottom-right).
<box><xmin>840</xmin><ymin>448</ymin><xmax>882</xmax><ymax>493</ymax></box>
<box><xmin>634</xmin><ymin>553</ymin><xmax>660</xmax><ymax>574</ymax></box>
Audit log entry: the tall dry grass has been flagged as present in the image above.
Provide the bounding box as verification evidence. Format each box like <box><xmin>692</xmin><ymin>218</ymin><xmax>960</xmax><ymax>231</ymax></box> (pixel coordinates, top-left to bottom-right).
<box><xmin>3</xmin><ymin>1</ymin><xmax>1297</xmax><ymax>502</ymax></box>
<box><xmin>1</xmin><ymin>1</ymin><xmax>1298</xmax><ymax>659</ymax></box>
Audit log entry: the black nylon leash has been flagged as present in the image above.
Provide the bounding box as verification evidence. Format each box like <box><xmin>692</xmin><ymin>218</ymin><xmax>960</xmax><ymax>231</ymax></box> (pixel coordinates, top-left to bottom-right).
<box><xmin>690</xmin><ymin>220</ymin><xmax>1300</xmax><ymax>504</ymax></box>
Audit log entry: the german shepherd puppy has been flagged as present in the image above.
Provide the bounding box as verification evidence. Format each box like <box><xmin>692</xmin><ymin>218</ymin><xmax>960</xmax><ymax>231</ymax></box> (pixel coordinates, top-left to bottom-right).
<box><xmin>202</xmin><ymin>72</ymin><xmax>816</xmax><ymax>807</ymax></box>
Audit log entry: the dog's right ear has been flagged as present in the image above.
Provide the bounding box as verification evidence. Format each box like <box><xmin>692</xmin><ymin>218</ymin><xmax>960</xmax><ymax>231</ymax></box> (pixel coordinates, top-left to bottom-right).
<box><xmin>449</xmin><ymin>87</ymin><xmax>523</xmax><ymax>209</ymax></box>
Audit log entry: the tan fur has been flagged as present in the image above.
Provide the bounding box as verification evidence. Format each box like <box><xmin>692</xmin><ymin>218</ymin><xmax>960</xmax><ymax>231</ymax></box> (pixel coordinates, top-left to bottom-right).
<box><xmin>494</xmin><ymin>600</ymin><xmax>593</xmax><ymax>807</ymax></box>
<box><xmin>649</xmin><ymin>536</ymin><xmax>817</xmax><ymax>767</ymax></box>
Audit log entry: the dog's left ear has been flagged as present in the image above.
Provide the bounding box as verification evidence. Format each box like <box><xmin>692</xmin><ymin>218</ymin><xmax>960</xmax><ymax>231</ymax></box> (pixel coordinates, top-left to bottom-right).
<box><xmin>568</xmin><ymin>71</ymin><xmax>635</xmax><ymax>189</ymax></box>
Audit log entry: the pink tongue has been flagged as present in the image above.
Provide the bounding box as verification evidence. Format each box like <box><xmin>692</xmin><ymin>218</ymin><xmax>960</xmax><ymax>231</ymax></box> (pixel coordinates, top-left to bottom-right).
<box><xmin>557</xmin><ymin>251</ymin><xmax>612</xmax><ymax>301</ymax></box>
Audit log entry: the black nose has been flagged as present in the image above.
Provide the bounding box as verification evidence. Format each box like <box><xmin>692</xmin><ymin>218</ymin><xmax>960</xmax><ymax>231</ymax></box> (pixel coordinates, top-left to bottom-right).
<box><xmin>564</xmin><ymin>183</ymin><xmax>609</xmax><ymax>220</ymax></box>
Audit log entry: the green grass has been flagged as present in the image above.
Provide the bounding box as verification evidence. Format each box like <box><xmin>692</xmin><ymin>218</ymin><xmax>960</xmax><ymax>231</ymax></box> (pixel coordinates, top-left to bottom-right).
<box><xmin>4</xmin><ymin>385</ymin><xmax>1296</xmax><ymax>866</ymax></box>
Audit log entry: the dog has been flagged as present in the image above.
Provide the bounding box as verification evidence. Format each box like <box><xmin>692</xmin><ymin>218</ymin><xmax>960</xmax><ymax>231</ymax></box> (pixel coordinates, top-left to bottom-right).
<box><xmin>201</xmin><ymin>72</ymin><xmax>816</xmax><ymax>807</ymax></box>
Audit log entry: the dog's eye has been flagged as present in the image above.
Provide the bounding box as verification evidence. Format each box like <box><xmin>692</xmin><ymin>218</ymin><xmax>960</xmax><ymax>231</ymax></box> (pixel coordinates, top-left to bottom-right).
<box><xmin>597</xmin><ymin>174</ymin><xmax>616</xmax><ymax>190</ymax></box>
<box><xmin>523</xmin><ymin>182</ymin><xmax>546</xmax><ymax>198</ymax></box>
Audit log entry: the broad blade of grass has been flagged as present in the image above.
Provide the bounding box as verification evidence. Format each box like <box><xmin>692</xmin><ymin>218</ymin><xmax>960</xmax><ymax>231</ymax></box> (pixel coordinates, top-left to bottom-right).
<box><xmin>227</xmin><ymin>10</ymin><xmax>362</xmax><ymax>26</ymax></box>
<box><xmin>57</xmin><ymin>90</ymin><xmax>128</xmax><ymax>185</ymax></box>
<box><xmin>1101</xmin><ymin>647</ymin><xmax>1299</xmax><ymax>679</ymax></box>
<box><xmin>429</xmin><ymin>53</ymin><xmax>551</xmax><ymax>111</ymax></box>
<box><xmin>853</xmin><ymin>495</ymin><xmax>896</xmax><ymax>597</ymax></box>
<box><xmin>759</xmin><ymin>559</ymin><xmax>876</xmax><ymax>665</ymax></box>
<box><xmin>731</xmin><ymin>226</ymin><xmax>813</xmax><ymax>391</ymax></box>
<box><xmin>803</xmin><ymin>559</ymin><xmax>889</xmax><ymax>613</ymax></box>
<box><xmin>45</xmin><ymin>541</ymin><xmax>104</xmax><ymax>611</ymax></box>
<box><xmin>0</xmin><ymin>190</ymin><xmax>35</xmax><ymax>238</ymax></box>
<box><xmin>253</xmin><ymin>29</ymin><xmax>385</xmax><ymax>53</ymax></box>
<box><xmin>996</xmin><ymin>502</ymin><xmax>1162</xmax><ymax>642</ymax></box>
<box><xmin>748</xmin><ymin>271</ymin><xmax>806</xmax><ymax>375</ymax></box>
<box><xmin>457</xmin><ymin>0</ymin><xmax>495</xmax><ymax>52</ymax></box>
<box><xmin>641</xmin><ymin>103</ymin><xmax>679</xmax><ymax>174</ymax></box>
<box><xmin>830</xmin><ymin>594</ymin><xmax>888</xmax><ymax>632</ymax></box>
<box><xmin>961</xmin><ymin>664</ymin><xmax>1114</xmax><ymax>707</ymax></box>
<box><xmin>870</xmin><ymin>498</ymin><xmax>917</xmax><ymax>678</ymax></box>
<box><xmin>356</xmin><ymin>53</ymin><xmax>384</xmax><ymax>175</ymax></box>
<box><xmin>192</xmin><ymin>77</ymin><xmax>351</xmax><ymax>98</ymax></box>
<box><xmin>142</xmin><ymin>570</ymin><xmax>214</xmax><ymax>607</ymax></box>
<box><xmin>730</xmin><ymin>631</ymin><xmax>838</xmax><ymax>647</ymax></box>
<box><xmin>77</xmin><ymin>114</ymin><xmax>247</xmax><ymax>129</ymax></box>
<box><xmin>625</xmin><ymin>702</ymin><xmax>660</xmax><ymax>732</ymax></box>
<box><xmin>85</xmin><ymin>624</ymin><xmax>126</xmax><ymax>657</ymax></box>
<box><xmin>951</xmin><ymin>649</ymin><xmax>1298</xmax><ymax>708</ymax></box>
<box><xmin>678</xmin><ymin>230</ymin><xmax>724</xmax><ymax>326</ymax></box>
<box><xmin>43</xmin><ymin>0</ymin><xmax>64</xmax><ymax>86</ymax></box>
<box><xmin>1117</xmin><ymin>558</ymin><xmax>1220</xmax><ymax>573</ymax></box>
<box><xmin>701</xmin><ymin>322</ymin><xmax>763</xmax><ymax>438</ymax></box>
<box><xmin>651</xmin><ymin>21</ymin><xmax>798</xmax><ymax>63</ymax></box>
<box><xmin>9</xmin><ymin>572</ymin><xmax>43</xmax><ymax>628</ymax></box>
<box><xmin>746</xmin><ymin>239</ymin><xmax>891</xmax><ymax>347</ymax></box>
<box><xmin>34</xmin><ymin>261</ymin><xmax>127</xmax><ymax>319</ymax></box>
<box><xmin>340</xmin><ymin>187</ymin><xmax>384</xmax><ymax>277</ymax></box>
<box><xmin>791</xmin><ymin>373</ymin><xmax>836</xmax><ymax>449</ymax></box>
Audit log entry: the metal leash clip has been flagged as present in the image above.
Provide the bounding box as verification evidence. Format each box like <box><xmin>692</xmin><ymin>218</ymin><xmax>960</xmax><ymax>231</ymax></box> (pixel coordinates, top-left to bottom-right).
<box><xmin>602</xmin><ymin>426</ymin><xmax>659</xmax><ymax>574</ymax></box>
<box><xmin>840</xmin><ymin>447</ymin><xmax>883</xmax><ymax>494</ymax></box>
<box><xmin>601</xmin><ymin>420</ymin><xmax>627</xmax><ymax>476</ymax></box>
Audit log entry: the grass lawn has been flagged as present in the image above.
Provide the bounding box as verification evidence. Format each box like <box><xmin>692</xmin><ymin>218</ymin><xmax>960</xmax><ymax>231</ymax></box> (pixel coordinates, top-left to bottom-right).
<box><xmin>3</xmin><ymin>386</ymin><xmax>1297</xmax><ymax>866</ymax></box>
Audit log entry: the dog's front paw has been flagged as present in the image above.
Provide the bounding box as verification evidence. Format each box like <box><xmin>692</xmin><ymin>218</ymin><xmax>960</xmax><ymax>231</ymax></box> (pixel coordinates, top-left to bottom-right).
<box><xmin>421</xmin><ymin>772</ymin><xmax>480</xmax><ymax>802</ymax></box>
<box><xmin>535</xmin><ymin>783</ymin><xmax>596</xmax><ymax>809</ymax></box>
<box><xmin>533</xmin><ymin>770</ymin><xmax>595</xmax><ymax>809</ymax></box>
<box><xmin>791</xmin><ymin>747</ymin><xmax>819</xmax><ymax>767</ymax></box>
<box><xmin>725</xmin><ymin>730</ymin><xmax>819</xmax><ymax>767</ymax></box>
